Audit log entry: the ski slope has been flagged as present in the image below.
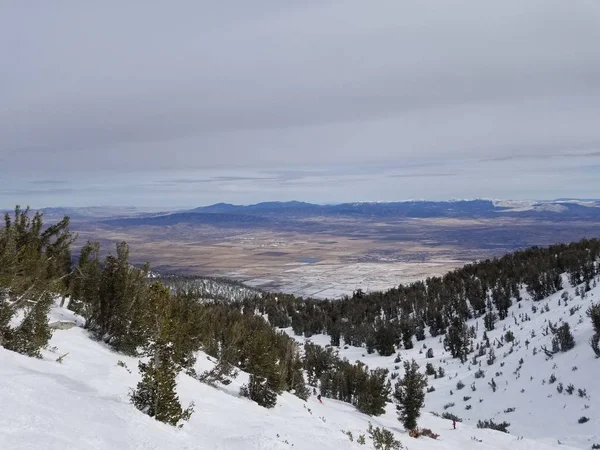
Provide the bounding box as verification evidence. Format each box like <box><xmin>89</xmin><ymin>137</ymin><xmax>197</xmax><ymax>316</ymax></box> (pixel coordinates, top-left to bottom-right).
<box><xmin>288</xmin><ymin>275</ymin><xmax>600</xmax><ymax>449</ymax></box>
<box><xmin>0</xmin><ymin>296</ymin><xmax>591</xmax><ymax>449</ymax></box>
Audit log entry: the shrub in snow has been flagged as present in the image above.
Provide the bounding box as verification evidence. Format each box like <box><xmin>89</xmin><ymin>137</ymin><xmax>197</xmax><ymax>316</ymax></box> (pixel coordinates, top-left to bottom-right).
<box><xmin>441</xmin><ymin>412</ymin><xmax>462</xmax><ymax>422</ymax></box>
<box><xmin>578</xmin><ymin>416</ymin><xmax>590</xmax><ymax>424</ymax></box>
<box><xmin>456</xmin><ymin>380</ymin><xmax>465</xmax><ymax>390</ymax></box>
<box><xmin>476</xmin><ymin>419</ymin><xmax>510</xmax><ymax>433</ymax></box>
<box><xmin>425</xmin><ymin>363</ymin><xmax>436</xmax><ymax>376</ymax></box>
<box><xmin>367</xmin><ymin>422</ymin><xmax>403</xmax><ymax>450</ymax></box>
<box><xmin>410</xmin><ymin>428</ymin><xmax>439</xmax><ymax>440</ymax></box>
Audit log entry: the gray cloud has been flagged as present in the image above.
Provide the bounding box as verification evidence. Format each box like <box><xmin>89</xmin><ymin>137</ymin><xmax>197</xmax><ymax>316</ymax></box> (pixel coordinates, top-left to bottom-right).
<box><xmin>1</xmin><ymin>1</ymin><xmax>600</xmax><ymax>205</ymax></box>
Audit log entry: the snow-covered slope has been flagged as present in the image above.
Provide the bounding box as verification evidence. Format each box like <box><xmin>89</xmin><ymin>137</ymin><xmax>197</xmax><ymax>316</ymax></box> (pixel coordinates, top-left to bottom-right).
<box><xmin>288</xmin><ymin>276</ymin><xmax>600</xmax><ymax>449</ymax></box>
<box><xmin>0</xmin><ymin>299</ymin><xmax>589</xmax><ymax>450</ymax></box>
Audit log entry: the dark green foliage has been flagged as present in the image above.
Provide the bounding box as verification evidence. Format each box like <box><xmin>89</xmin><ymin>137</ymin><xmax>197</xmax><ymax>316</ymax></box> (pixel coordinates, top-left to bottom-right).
<box><xmin>484</xmin><ymin>312</ymin><xmax>496</xmax><ymax>331</ymax></box>
<box><xmin>426</xmin><ymin>348</ymin><xmax>434</xmax><ymax>358</ymax></box>
<box><xmin>0</xmin><ymin>207</ymin><xmax>73</xmax><ymax>357</ymax></box>
<box><xmin>425</xmin><ymin>362</ymin><xmax>436</xmax><ymax>376</ymax></box>
<box><xmin>129</xmin><ymin>283</ymin><xmax>195</xmax><ymax>426</ymax></box>
<box><xmin>551</xmin><ymin>322</ymin><xmax>575</xmax><ymax>352</ymax></box>
<box><xmin>588</xmin><ymin>303</ymin><xmax>600</xmax><ymax>334</ymax></box>
<box><xmin>319</xmin><ymin>359</ymin><xmax>391</xmax><ymax>416</ymax></box>
<box><xmin>240</xmin><ymin>374</ymin><xmax>277</xmax><ymax>408</ymax></box>
<box><xmin>504</xmin><ymin>330</ymin><xmax>515</xmax><ymax>343</ymax></box>
<box><xmin>303</xmin><ymin>342</ymin><xmax>336</xmax><ymax>385</ymax></box>
<box><xmin>441</xmin><ymin>412</ymin><xmax>462</xmax><ymax>422</ymax></box>
<box><xmin>130</xmin><ymin>345</ymin><xmax>194</xmax><ymax>426</ymax></box>
<box><xmin>367</xmin><ymin>422</ymin><xmax>403</xmax><ymax>450</ymax></box>
<box><xmin>486</xmin><ymin>348</ymin><xmax>496</xmax><ymax>366</ymax></box>
<box><xmin>225</xmin><ymin>237</ymin><xmax>600</xmax><ymax>354</ymax></box>
<box><xmin>71</xmin><ymin>241</ymin><xmax>151</xmax><ymax>355</ymax></box>
<box><xmin>394</xmin><ymin>359</ymin><xmax>427</xmax><ymax>431</ymax></box>
<box><xmin>477</xmin><ymin>419</ymin><xmax>510</xmax><ymax>433</ymax></box>
<box><xmin>588</xmin><ymin>303</ymin><xmax>600</xmax><ymax>357</ymax></box>
<box><xmin>374</xmin><ymin>322</ymin><xmax>398</xmax><ymax>356</ymax></box>
<box><xmin>444</xmin><ymin>318</ymin><xmax>471</xmax><ymax>362</ymax></box>
<box><xmin>197</xmin><ymin>360</ymin><xmax>238</xmax><ymax>387</ymax></box>
<box><xmin>356</xmin><ymin>368</ymin><xmax>391</xmax><ymax>416</ymax></box>
<box><xmin>3</xmin><ymin>293</ymin><xmax>53</xmax><ymax>358</ymax></box>
<box><xmin>456</xmin><ymin>380</ymin><xmax>465</xmax><ymax>390</ymax></box>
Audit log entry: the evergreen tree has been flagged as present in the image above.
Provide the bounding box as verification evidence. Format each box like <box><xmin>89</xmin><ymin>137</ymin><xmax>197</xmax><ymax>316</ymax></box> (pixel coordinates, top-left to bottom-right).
<box><xmin>0</xmin><ymin>207</ymin><xmax>73</xmax><ymax>356</ymax></box>
<box><xmin>240</xmin><ymin>374</ymin><xmax>277</xmax><ymax>408</ymax></box>
<box><xmin>588</xmin><ymin>303</ymin><xmax>600</xmax><ymax>357</ymax></box>
<box><xmin>551</xmin><ymin>322</ymin><xmax>575</xmax><ymax>352</ymax></box>
<box><xmin>483</xmin><ymin>312</ymin><xmax>496</xmax><ymax>331</ymax></box>
<box><xmin>356</xmin><ymin>368</ymin><xmax>391</xmax><ymax>416</ymax></box>
<box><xmin>393</xmin><ymin>359</ymin><xmax>427</xmax><ymax>431</ymax></box>
<box><xmin>129</xmin><ymin>283</ymin><xmax>194</xmax><ymax>426</ymax></box>
<box><xmin>444</xmin><ymin>318</ymin><xmax>471</xmax><ymax>362</ymax></box>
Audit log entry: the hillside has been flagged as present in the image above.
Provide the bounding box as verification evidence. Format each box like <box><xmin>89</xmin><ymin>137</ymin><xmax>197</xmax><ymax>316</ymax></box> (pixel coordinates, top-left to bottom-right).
<box><xmin>0</xmin><ymin>299</ymin><xmax>589</xmax><ymax>450</ymax></box>
<box><xmin>286</xmin><ymin>275</ymin><xmax>600</xmax><ymax>449</ymax></box>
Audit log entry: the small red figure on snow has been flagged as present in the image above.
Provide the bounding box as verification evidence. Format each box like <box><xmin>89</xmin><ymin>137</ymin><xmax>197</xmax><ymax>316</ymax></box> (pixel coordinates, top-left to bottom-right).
<box><xmin>317</xmin><ymin>394</ymin><xmax>322</xmax><ymax>404</ymax></box>
<box><xmin>453</xmin><ymin>419</ymin><xmax>456</xmax><ymax>430</ymax></box>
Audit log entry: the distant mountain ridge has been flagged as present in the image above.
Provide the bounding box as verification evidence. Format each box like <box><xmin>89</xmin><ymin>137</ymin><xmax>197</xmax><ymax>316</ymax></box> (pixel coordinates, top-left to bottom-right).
<box><xmin>103</xmin><ymin>199</ymin><xmax>600</xmax><ymax>227</ymax></box>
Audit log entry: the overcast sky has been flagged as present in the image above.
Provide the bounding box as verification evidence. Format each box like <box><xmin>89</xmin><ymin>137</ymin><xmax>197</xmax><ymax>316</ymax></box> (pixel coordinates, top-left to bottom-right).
<box><xmin>2</xmin><ymin>1</ymin><xmax>600</xmax><ymax>208</ymax></box>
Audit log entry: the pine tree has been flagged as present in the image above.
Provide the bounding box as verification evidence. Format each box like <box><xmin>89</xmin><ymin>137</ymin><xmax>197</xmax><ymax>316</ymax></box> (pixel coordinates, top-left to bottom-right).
<box><xmin>394</xmin><ymin>359</ymin><xmax>427</xmax><ymax>431</ymax></box>
<box><xmin>3</xmin><ymin>293</ymin><xmax>53</xmax><ymax>358</ymax></box>
<box><xmin>444</xmin><ymin>318</ymin><xmax>471</xmax><ymax>362</ymax></box>
<box><xmin>356</xmin><ymin>368</ymin><xmax>391</xmax><ymax>416</ymax></box>
<box><xmin>240</xmin><ymin>374</ymin><xmax>277</xmax><ymax>408</ymax></box>
<box><xmin>130</xmin><ymin>341</ymin><xmax>194</xmax><ymax>426</ymax></box>
<box><xmin>0</xmin><ymin>207</ymin><xmax>73</xmax><ymax>356</ymax></box>
<box><xmin>129</xmin><ymin>283</ymin><xmax>194</xmax><ymax>426</ymax></box>
<box><xmin>483</xmin><ymin>312</ymin><xmax>496</xmax><ymax>331</ymax></box>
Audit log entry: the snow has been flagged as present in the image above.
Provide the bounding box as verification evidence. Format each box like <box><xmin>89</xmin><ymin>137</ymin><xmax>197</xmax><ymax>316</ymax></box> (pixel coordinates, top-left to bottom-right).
<box><xmin>286</xmin><ymin>276</ymin><xmax>600</xmax><ymax>449</ymax></box>
<box><xmin>1</xmin><ymin>280</ymin><xmax>598</xmax><ymax>449</ymax></box>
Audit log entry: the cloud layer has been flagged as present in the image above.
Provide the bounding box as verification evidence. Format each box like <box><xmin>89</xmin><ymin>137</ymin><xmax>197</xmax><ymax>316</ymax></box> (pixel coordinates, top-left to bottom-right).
<box><xmin>1</xmin><ymin>1</ymin><xmax>600</xmax><ymax>206</ymax></box>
